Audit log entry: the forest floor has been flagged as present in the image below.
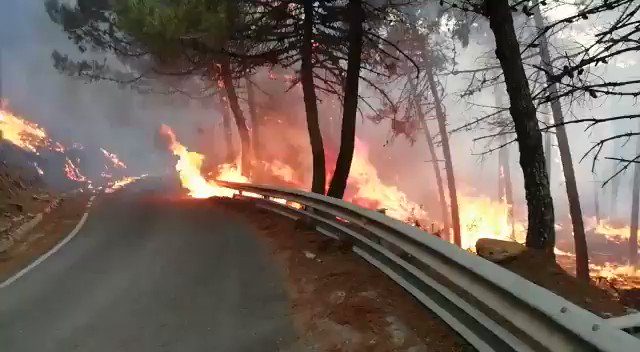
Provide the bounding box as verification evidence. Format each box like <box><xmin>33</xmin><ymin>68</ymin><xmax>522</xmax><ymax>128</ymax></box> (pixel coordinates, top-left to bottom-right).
<box><xmin>500</xmin><ymin>250</ymin><xmax>631</xmax><ymax>317</ymax></box>
<box><xmin>218</xmin><ymin>198</ymin><xmax>474</xmax><ymax>352</ymax></box>
<box><xmin>0</xmin><ymin>160</ymin><xmax>52</xmax><ymax>236</ymax></box>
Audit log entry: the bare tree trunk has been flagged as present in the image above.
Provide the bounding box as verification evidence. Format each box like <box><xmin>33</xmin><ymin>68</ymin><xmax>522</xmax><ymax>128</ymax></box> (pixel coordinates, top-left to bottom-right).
<box><xmin>629</xmin><ymin>120</ymin><xmax>640</xmax><ymax>267</ymax></box>
<box><xmin>592</xmin><ymin>129</ymin><xmax>601</xmax><ymax>224</ymax></box>
<box><xmin>543</xmin><ymin>105</ymin><xmax>552</xmax><ymax>177</ymax></box>
<box><xmin>499</xmin><ymin>135</ymin><xmax>516</xmax><ymax>239</ymax></box>
<box><xmin>220</xmin><ymin>59</ymin><xmax>252</xmax><ymax>177</ymax></box>
<box><xmin>327</xmin><ymin>0</ymin><xmax>363</xmax><ymax>198</ymax></box>
<box><xmin>495</xmin><ymin>84</ymin><xmax>515</xmax><ymax>239</ymax></box>
<box><xmin>245</xmin><ymin>72</ymin><xmax>260</xmax><ymax>162</ymax></box>
<box><xmin>534</xmin><ymin>5</ymin><xmax>588</xmax><ymax>280</ymax></box>
<box><xmin>424</xmin><ymin>61</ymin><xmax>461</xmax><ymax>246</ymax></box>
<box><xmin>610</xmin><ymin>142</ymin><xmax>621</xmax><ymax>218</ymax></box>
<box><xmin>301</xmin><ymin>0</ymin><xmax>326</xmax><ymax>194</ymax></box>
<box><xmin>486</xmin><ymin>0</ymin><xmax>555</xmax><ymax>251</ymax></box>
<box><xmin>411</xmin><ymin>86</ymin><xmax>450</xmax><ymax>235</ymax></box>
<box><xmin>218</xmin><ymin>94</ymin><xmax>235</xmax><ymax>163</ymax></box>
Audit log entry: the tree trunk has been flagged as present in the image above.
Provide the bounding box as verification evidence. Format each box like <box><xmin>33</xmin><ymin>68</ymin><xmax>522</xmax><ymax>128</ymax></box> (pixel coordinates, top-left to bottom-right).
<box><xmin>410</xmin><ymin>80</ymin><xmax>450</xmax><ymax>236</ymax></box>
<box><xmin>498</xmin><ymin>135</ymin><xmax>516</xmax><ymax>239</ymax></box>
<box><xmin>245</xmin><ymin>72</ymin><xmax>260</xmax><ymax>162</ymax></box>
<box><xmin>327</xmin><ymin>0</ymin><xmax>363</xmax><ymax>198</ymax></box>
<box><xmin>610</xmin><ymin>141</ymin><xmax>622</xmax><ymax>218</ymax></box>
<box><xmin>424</xmin><ymin>60</ymin><xmax>460</xmax><ymax>246</ymax></box>
<box><xmin>542</xmin><ymin>104</ymin><xmax>552</xmax><ymax>177</ymax></box>
<box><xmin>301</xmin><ymin>0</ymin><xmax>326</xmax><ymax>194</ymax></box>
<box><xmin>534</xmin><ymin>4</ymin><xmax>589</xmax><ymax>280</ymax></box>
<box><xmin>495</xmin><ymin>84</ymin><xmax>516</xmax><ymax>239</ymax></box>
<box><xmin>594</xmin><ymin>178</ymin><xmax>601</xmax><ymax>224</ymax></box>
<box><xmin>218</xmin><ymin>94</ymin><xmax>235</xmax><ymax>163</ymax></box>
<box><xmin>629</xmin><ymin>120</ymin><xmax>640</xmax><ymax>267</ymax></box>
<box><xmin>220</xmin><ymin>59</ymin><xmax>252</xmax><ymax>177</ymax></box>
<box><xmin>486</xmin><ymin>0</ymin><xmax>555</xmax><ymax>251</ymax></box>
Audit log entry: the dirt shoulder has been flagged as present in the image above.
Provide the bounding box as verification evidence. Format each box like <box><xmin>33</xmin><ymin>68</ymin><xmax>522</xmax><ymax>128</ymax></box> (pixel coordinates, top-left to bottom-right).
<box><xmin>217</xmin><ymin>198</ymin><xmax>473</xmax><ymax>352</ymax></box>
<box><xmin>0</xmin><ymin>192</ymin><xmax>91</xmax><ymax>282</ymax></box>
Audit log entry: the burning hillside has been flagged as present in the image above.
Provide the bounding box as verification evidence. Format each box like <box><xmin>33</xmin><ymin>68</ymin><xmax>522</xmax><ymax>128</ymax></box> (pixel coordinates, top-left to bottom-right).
<box><xmin>0</xmin><ymin>108</ymin><xmax>60</xmax><ymax>153</ymax></box>
<box><xmin>0</xmin><ymin>105</ymin><xmax>137</xmax><ymax>192</ymax></box>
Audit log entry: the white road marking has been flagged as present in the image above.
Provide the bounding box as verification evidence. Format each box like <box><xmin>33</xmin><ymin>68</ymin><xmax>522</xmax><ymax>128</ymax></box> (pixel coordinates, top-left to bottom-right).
<box><xmin>0</xmin><ymin>195</ymin><xmax>96</xmax><ymax>289</ymax></box>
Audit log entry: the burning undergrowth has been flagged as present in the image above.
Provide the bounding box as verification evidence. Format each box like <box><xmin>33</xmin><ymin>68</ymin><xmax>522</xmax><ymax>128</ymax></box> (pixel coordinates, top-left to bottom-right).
<box><xmin>158</xmin><ymin>115</ymin><xmax>640</xmax><ymax>291</ymax></box>
<box><xmin>0</xmin><ymin>104</ymin><xmax>138</xmax><ymax>193</ymax></box>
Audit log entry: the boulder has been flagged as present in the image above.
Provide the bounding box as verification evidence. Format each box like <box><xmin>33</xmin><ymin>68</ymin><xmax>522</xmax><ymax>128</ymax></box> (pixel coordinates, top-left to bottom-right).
<box><xmin>476</xmin><ymin>238</ymin><xmax>526</xmax><ymax>263</ymax></box>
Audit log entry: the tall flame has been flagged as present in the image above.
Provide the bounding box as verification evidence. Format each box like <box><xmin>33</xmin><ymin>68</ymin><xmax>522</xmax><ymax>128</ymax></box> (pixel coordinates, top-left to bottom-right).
<box><xmin>346</xmin><ymin>141</ymin><xmax>427</xmax><ymax>223</ymax></box>
<box><xmin>159</xmin><ymin>124</ymin><xmax>247</xmax><ymax>198</ymax></box>
<box><xmin>458</xmin><ymin>195</ymin><xmax>525</xmax><ymax>249</ymax></box>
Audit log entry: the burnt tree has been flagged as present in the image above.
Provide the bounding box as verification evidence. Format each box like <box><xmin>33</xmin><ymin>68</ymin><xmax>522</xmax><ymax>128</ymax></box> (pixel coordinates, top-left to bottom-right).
<box><xmin>218</xmin><ymin>94</ymin><xmax>235</xmax><ymax>163</ymax></box>
<box><xmin>425</xmin><ymin>58</ymin><xmax>461</xmax><ymax>246</ymax></box>
<box><xmin>485</xmin><ymin>0</ymin><xmax>555</xmax><ymax>250</ymax></box>
<box><xmin>301</xmin><ymin>0</ymin><xmax>326</xmax><ymax>194</ymax></box>
<box><xmin>533</xmin><ymin>4</ymin><xmax>589</xmax><ymax>280</ymax></box>
<box><xmin>245</xmin><ymin>73</ymin><xmax>261</xmax><ymax>162</ymax></box>
<box><xmin>220</xmin><ymin>59</ymin><xmax>252</xmax><ymax>176</ymax></box>
<box><xmin>327</xmin><ymin>0</ymin><xmax>364</xmax><ymax>198</ymax></box>
<box><xmin>414</xmin><ymin>96</ymin><xmax>451</xmax><ymax>236</ymax></box>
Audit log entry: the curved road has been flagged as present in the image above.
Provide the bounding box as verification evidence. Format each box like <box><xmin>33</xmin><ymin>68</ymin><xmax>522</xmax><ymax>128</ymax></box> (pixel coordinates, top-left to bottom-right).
<box><xmin>0</xmin><ymin>178</ymin><xmax>295</xmax><ymax>351</ymax></box>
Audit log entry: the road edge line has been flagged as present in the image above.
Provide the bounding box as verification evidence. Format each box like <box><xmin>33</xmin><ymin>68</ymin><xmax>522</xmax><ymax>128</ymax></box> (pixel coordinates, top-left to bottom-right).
<box><xmin>0</xmin><ymin>195</ymin><xmax>96</xmax><ymax>289</ymax></box>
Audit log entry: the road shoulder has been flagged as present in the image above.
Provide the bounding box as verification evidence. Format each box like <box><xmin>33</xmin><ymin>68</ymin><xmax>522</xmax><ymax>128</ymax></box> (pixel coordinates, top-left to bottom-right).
<box><xmin>0</xmin><ymin>192</ymin><xmax>92</xmax><ymax>283</ymax></box>
<box><xmin>217</xmin><ymin>198</ymin><xmax>473</xmax><ymax>352</ymax></box>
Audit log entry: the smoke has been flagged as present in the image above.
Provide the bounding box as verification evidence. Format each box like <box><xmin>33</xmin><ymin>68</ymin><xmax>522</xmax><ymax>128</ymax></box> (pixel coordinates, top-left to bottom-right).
<box><xmin>2</xmin><ymin>0</ymin><xmax>639</xmax><ymax>227</ymax></box>
<box><xmin>0</xmin><ymin>0</ymin><xmax>217</xmax><ymax>179</ymax></box>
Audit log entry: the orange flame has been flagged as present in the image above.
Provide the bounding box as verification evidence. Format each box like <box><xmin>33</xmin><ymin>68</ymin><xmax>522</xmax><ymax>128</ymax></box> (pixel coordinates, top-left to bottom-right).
<box><xmin>264</xmin><ymin>160</ymin><xmax>297</xmax><ymax>183</ymax></box>
<box><xmin>159</xmin><ymin>124</ymin><xmax>247</xmax><ymax>198</ymax></box>
<box><xmin>105</xmin><ymin>175</ymin><xmax>147</xmax><ymax>193</ymax></box>
<box><xmin>0</xmin><ymin>108</ymin><xmax>49</xmax><ymax>153</ymax></box>
<box><xmin>101</xmin><ymin>148</ymin><xmax>127</xmax><ymax>169</ymax></box>
<box><xmin>64</xmin><ymin>158</ymin><xmax>87</xmax><ymax>182</ymax></box>
<box><xmin>590</xmin><ymin>218</ymin><xmax>639</xmax><ymax>244</ymax></box>
<box><xmin>458</xmin><ymin>195</ymin><xmax>526</xmax><ymax>249</ymax></box>
<box><xmin>346</xmin><ymin>141</ymin><xmax>427</xmax><ymax>224</ymax></box>
<box><xmin>157</xmin><ymin>125</ymin><xmax>638</xmax><ymax>285</ymax></box>
<box><xmin>590</xmin><ymin>263</ymin><xmax>640</xmax><ymax>288</ymax></box>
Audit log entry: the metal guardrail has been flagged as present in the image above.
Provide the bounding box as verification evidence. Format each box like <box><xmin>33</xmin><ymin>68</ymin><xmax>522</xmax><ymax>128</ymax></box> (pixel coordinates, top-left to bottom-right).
<box><xmin>217</xmin><ymin>180</ymin><xmax>640</xmax><ymax>352</ymax></box>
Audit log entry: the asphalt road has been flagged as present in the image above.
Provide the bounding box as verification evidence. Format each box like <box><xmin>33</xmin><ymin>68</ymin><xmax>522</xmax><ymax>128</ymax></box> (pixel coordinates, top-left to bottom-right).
<box><xmin>0</xmin><ymin>178</ymin><xmax>295</xmax><ymax>352</ymax></box>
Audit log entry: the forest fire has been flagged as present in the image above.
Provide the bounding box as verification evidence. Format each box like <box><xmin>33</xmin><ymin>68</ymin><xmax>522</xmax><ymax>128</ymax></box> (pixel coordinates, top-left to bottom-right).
<box><xmin>105</xmin><ymin>175</ymin><xmax>147</xmax><ymax>193</ymax></box>
<box><xmin>159</xmin><ymin>124</ymin><xmax>247</xmax><ymax>198</ymax></box>
<box><xmin>1</xmin><ymin>106</ymin><xmax>135</xmax><ymax>187</ymax></box>
<box><xmin>344</xmin><ymin>141</ymin><xmax>428</xmax><ymax>224</ymax></box>
<box><xmin>64</xmin><ymin>157</ymin><xmax>87</xmax><ymax>182</ymax></box>
<box><xmin>0</xmin><ymin>108</ymin><xmax>50</xmax><ymax>153</ymax></box>
<box><xmin>457</xmin><ymin>195</ymin><xmax>525</xmax><ymax>249</ymax></box>
<box><xmin>161</xmin><ymin>123</ymin><xmax>640</xmax><ymax>288</ymax></box>
<box><xmin>592</xmin><ymin>219</ymin><xmax>638</xmax><ymax>244</ymax></box>
<box><xmin>101</xmin><ymin>148</ymin><xmax>127</xmax><ymax>169</ymax></box>
<box><xmin>162</xmin><ymin>124</ymin><xmax>531</xmax><ymax>251</ymax></box>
